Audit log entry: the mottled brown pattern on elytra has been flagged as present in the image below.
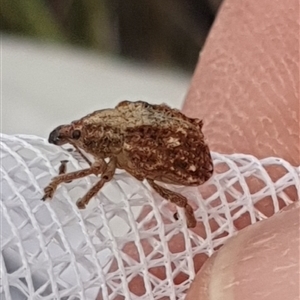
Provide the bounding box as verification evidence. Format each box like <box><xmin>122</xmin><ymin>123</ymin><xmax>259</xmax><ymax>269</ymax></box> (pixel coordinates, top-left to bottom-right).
<box><xmin>42</xmin><ymin>100</ymin><xmax>213</xmax><ymax>228</ymax></box>
<box><xmin>121</xmin><ymin>124</ymin><xmax>212</xmax><ymax>185</ymax></box>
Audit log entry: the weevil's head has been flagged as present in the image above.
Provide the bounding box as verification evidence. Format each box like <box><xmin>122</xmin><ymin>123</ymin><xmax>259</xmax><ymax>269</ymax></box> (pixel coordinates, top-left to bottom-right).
<box><xmin>48</xmin><ymin>123</ymin><xmax>83</xmax><ymax>146</ymax></box>
<box><xmin>48</xmin><ymin>109</ymin><xmax>123</xmax><ymax>157</ymax></box>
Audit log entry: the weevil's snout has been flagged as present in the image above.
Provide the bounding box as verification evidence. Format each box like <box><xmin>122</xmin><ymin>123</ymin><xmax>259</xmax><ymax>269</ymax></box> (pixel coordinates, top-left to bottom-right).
<box><xmin>48</xmin><ymin>125</ymin><xmax>68</xmax><ymax>145</ymax></box>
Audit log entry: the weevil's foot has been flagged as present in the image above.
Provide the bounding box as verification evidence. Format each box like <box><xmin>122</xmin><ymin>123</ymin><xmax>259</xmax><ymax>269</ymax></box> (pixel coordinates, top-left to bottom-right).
<box><xmin>173</xmin><ymin>210</ymin><xmax>196</xmax><ymax>228</ymax></box>
<box><xmin>76</xmin><ymin>199</ymin><xmax>86</xmax><ymax>209</ymax></box>
<box><xmin>186</xmin><ymin>215</ymin><xmax>197</xmax><ymax>228</ymax></box>
<box><xmin>185</xmin><ymin>205</ymin><xmax>197</xmax><ymax>228</ymax></box>
<box><xmin>42</xmin><ymin>185</ymin><xmax>56</xmax><ymax>200</ymax></box>
<box><xmin>173</xmin><ymin>212</ymin><xmax>179</xmax><ymax>221</ymax></box>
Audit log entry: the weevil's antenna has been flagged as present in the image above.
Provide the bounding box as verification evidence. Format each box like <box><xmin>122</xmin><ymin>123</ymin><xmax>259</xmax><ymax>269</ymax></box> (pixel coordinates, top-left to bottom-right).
<box><xmin>66</xmin><ymin>144</ymin><xmax>93</xmax><ymax>166</ymax></box>
<box><xmin>73</xmin><ymin>144</ymin><xmax>93</xmax><ymax>166</ymax></box>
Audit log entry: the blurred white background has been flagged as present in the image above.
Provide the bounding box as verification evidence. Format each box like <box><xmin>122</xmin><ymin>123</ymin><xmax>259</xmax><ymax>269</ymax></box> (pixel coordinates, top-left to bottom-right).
<box><xmin>1</xmin><ymin>35</ymin><xmax>191</xmax><ymax>138</ymax></box>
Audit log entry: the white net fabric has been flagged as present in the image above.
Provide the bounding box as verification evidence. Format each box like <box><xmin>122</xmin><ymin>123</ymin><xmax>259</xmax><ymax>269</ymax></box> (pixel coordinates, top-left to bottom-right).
<box><xmin>1</xmin><ymin>133</ymin><xmax>299</xmax><ymax>300</ymax></box>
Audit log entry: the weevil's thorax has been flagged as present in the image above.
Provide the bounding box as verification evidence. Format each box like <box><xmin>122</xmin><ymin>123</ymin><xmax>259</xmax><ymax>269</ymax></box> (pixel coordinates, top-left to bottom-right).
<box><xmin>76</xmin><ymin>109</ymin><xmax>124</xmax><ymax>158</ymax></box>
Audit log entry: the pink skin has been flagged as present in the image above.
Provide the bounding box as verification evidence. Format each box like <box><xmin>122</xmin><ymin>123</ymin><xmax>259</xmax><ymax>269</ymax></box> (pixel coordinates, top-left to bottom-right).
<box><xmin>184</xmin><ymin>0</ymin><xmax>299</xmax><ymax>299</ymax></box>
<box><xmin>97</xmin><ymin>0</ymin><xmax>299</xmax><ymax>298</ymax></box>
<box><xmin>185</xmin><ymin>202</ymin><xmax>300</xmax><ymax>300</ymax></box>
<box><xmin>183</xmin><ymin>0</ymin><xmax>299</xmax><ymax>167</ymax></box>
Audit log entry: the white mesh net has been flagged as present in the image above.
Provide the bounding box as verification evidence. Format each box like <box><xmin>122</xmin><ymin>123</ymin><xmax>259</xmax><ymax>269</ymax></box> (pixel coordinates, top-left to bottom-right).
<box><xmin>1</xmin><ymin>133</ymin><xmax>299</xmax><ymax>300</ymax></box>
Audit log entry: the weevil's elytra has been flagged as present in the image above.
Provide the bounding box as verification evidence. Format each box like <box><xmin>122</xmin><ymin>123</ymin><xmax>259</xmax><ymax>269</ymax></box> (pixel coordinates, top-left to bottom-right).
<box><xmin>42</xmin><ymin>100</ymin><xmax>213</xmax><ymax>228</ymax></box>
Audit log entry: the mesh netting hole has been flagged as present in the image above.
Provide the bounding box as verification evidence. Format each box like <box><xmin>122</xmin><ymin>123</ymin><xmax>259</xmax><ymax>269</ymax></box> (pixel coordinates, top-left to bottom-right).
<box><xmin>213</xmin><ymin>161</ymin><xmax>231</xmax><ymax>174</ymax></box>
<box><xmin>223</xmin><ymin>190</ymin><xmax>238</xmax><ymax>204</ymax></box>
<box><xmin>212</xmin><ymin>231</ymin><xmax>230</xmax><ymax>250</ymax></box>
<box><xmin>136</xmin><ymin>205</ymin><xmax>159</xmax><ymax>228</ymax></box>
<box><xmin>30</xmin><ymin>166</ymin><xmax>48</xmax><ymax>178</ymax></box>
<box><xmin>173</xmin><ymin>271</ymin><xmax>189</xmax><ymax>285</ymax></box>
<box><xmin>276</xmin><ymin>193</ymin><xmax>296</xmax><ymax>208</ymax></box>
<box><xmin>141</xmin><ymin>237</ymin><xmax>161</xmax><ymax>258</ymax></box>
<box><xmin>109</xmin><ymin>215</ymin><xmax>130</xmax><ymax>237</ymax></box>
<box><xmin>149</xmin><ymin>265</ymin><xmax>166</xmax><ymax>281</ymax></box>
<box><xmin>263</xmin><ymin>164</ymin><xmax>291</xmax><ymax>181</ymax></box>
<box><xmin>8</xmin><ymin>207</ymin><xmax>31</xmax><ymax>228</ymax></box>
<box><xmin>2</xmin><ymin>248</ymin><xmax>23</xmax><ymax>274</ymax></box>
<box><xmin>279</xmin><ymin>184</ymin><xmax>299</xmax><ymax>202</ymax></box>
<box><xmin>33</xmin><ymin>206</ymin><xmax>54</xmax><ymax>227</ymax></box>
<box><xmin>102</xmin><ymin>182</ymin><xmax>127</xmax><ymax>204</ymax></box>
<box><xmin>168</xmin><ymin>233</ymin><xmax>186</xmax><ymax>254</ymax></box>
<box><xmin>31</xmin><ymin>269</ymin><xmax>51</xmax><ymax>292</ymax></box>
<box><xmin>22</xmin><ymin>237</ymin><xmax>42</xmax><ymax>258</ymax></box>
<box><xmin>230</xmin><ymin>180</ymin><xmax>244</xmax><ymax>195</ymax></box>
<box><xmin>16</xmin><ymin>147</ymin><xmax>37</xmax><ymax>161</ymax></box>
<box><xmin>128</xmin><ymin>274</ymin><xmax>146</xmax><ymax>296</ymax></box>
<box><xmin>193</xmin><ymin>253</ymin><xmax>209</xmax><ymax>273</ymax></box>
<box><xmin>121</xmin><ymin>242</ymin><xmax>141</xmax><ymax>263</ymax></box>
<box><xmin>208</xmin><ymin>217</ymin><xmax>230</xmax><ymax>238</ymax></box>
<box><xmin>10</xmin><ymin>284</ymin><xmax>29</xmax><ymax>299</ymax></box>
<box><xmin>68</xmin><ymin>185</ymin><xmax>93</xmax><ymax>203</ymax></box>
<box><xmin>254</xmin><ymin>197</ymin><xmax>277</xmax><ymax>218</ymax></box>
<box><xmin>1</xmin><ymin>155</ymin><xmax>19</xmax><ymax>172</ymax></box>
<box><xmin>231</xmin><ymin>208</ymin><xmax>252</xmax><ymax>230</ymax></box>
<box><xmin>244</xmin><ymin>175</ymin><xmax>269</xmax><ymax>195</ymax></box>
<box><xmin>47</xmin><ymin>234</ymin><xmax>67</xmax><ymax>259</ymax></box>
<box><xmin>39</xmin><ymin>284</ymin><xmax>53</xmax><ymax>297</ymax></box>
<box><xmin>8</xmin><ymin>168</ymin><xmax>30</xmax><ymax>186</ymax></box>
<box><xmin>58</xmin><ymin>263</ymin><xmax>79</xmax><ymax>287</ymax></box>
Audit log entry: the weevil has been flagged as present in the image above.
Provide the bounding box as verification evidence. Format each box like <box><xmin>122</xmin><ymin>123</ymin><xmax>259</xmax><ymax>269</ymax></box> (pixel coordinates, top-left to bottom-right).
<box><xmin>42</xmin><ymin>100</ymin><xmax>213</xmax><ymax>228</ymax></box>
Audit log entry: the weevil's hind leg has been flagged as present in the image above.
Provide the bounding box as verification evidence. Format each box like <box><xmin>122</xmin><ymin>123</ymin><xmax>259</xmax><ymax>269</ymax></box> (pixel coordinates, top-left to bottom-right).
<box><xmin>76</xmin><ymin>158</ymin><xmax>117</xmax><ymax>209</ymax></box>
<box><xmin>42</xmin><ymin>160</ymin><xmax>106</xmax><ymax>200</ymax></box>
<box><xmin>147</xmin><ymin>179</ymin><xmax>197</xmax><ymax>228</ymax></box>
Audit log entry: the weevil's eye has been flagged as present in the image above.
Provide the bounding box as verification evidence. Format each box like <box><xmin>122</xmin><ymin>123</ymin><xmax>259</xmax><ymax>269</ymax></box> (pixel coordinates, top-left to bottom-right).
<box><xmin>72</xmin><ymin>129</ymin><xmax>81</xmax><ymax>139</ymax></box>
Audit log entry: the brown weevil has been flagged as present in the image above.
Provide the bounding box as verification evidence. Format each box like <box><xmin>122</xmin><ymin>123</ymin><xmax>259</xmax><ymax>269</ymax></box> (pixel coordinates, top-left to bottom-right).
<box><xmin>42</xmin><ymin>101</ymin><xmax>213</xmax><ymax>228</ymax></box>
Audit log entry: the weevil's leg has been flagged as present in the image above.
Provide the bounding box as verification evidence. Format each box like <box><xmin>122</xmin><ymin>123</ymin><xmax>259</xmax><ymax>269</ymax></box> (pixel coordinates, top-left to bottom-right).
<box><xmin>42</xmin><ymin>159</ymin><xmax>106</xmax><ymax>200</ymax></box>
<box><xmin>147</xmin><ymin>179</ymin><xmax>197</xmax><ymax>228</ymax></box>
<box><xmin>76</xmin><ymin>158</ymin><xmax>117</xmax><ymax>209</ymax></box>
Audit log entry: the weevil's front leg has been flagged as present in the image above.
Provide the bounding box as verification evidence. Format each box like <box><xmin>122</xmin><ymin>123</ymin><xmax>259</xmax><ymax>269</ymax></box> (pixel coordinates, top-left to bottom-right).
<box><xmin>147</xmin><ymin>179</ymin><xmax>197</xmax><ymax>228</ymax></box>
<box><xmin>42</xmin><ymin>159</ymin><xmax>106</xmax><ymax>200</ymax></box>
<box><xmin>76</xmin><ymin>158</ymin><xmax>117</xmax><ymax>209</ymax></box>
